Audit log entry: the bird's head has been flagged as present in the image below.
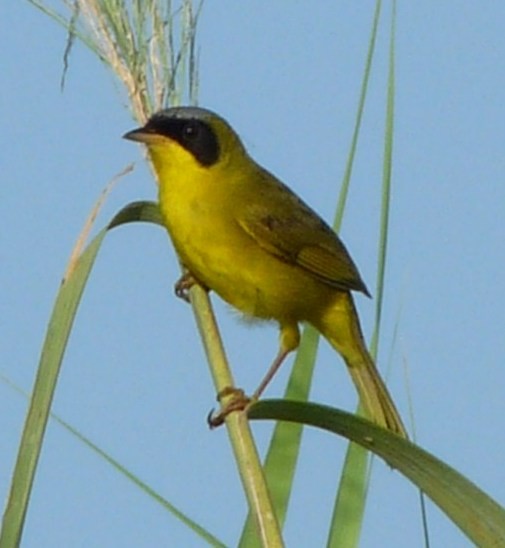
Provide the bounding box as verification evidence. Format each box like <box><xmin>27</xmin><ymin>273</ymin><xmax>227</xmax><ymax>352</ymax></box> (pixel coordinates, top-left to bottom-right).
<box><xmin>123</xmin><ymin>107</ymin><xmax>247</xmax><ymax>175</ymax></box>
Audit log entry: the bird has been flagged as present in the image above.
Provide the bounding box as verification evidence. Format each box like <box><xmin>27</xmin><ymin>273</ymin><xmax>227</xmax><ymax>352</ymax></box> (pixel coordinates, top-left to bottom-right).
<box><xmin>124</xmin><ymin>106</ymin><xmax>407</xmax><ymax>438</ymax></box>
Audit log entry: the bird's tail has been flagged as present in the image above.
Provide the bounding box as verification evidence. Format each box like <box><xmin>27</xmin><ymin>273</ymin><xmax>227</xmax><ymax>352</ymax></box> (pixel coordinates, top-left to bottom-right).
<box><xmin>310</xmin><ymin>292</ymin><xmax>408</xmax><ymax>439</ymax></box>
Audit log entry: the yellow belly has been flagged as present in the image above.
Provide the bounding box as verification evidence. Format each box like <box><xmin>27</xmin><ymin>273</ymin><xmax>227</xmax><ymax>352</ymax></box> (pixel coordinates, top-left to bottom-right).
<box><xmin>157</xmin><ymin>171</ymin><xmax>323</xmax><ymax>323</ymax></box>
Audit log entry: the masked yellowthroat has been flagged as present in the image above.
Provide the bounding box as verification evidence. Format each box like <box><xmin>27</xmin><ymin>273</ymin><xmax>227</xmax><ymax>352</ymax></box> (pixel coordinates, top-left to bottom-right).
<box><xmin>124</xmin><ymin>107</ymin><xmax>406</xmax><ymax>438</ymax></box>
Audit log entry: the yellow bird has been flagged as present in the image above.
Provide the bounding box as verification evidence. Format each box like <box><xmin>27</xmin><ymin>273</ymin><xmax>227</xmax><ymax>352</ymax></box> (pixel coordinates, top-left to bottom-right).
<box><xmin>124</xmin><ymin>107</ymin><xmax>407</xmax><ymax>438</ymax></box>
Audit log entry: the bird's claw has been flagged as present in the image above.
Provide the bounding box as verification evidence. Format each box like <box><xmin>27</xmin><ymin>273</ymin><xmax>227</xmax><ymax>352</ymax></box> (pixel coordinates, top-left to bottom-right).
<box><xmin>207</xmin><ymin>387</ymin><xmax>252</xmax><ymax>428</ymax></box>
<box><xmin>174</xmin><ymin>273</ymin><xmax>197</xmax><ymax>302</ymax></box>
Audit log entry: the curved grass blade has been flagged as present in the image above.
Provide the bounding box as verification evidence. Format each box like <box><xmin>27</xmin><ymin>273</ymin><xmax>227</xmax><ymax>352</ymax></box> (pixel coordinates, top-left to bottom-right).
<box><xmin>249</xmin><ymin>400</ymin><xmax>505</xmax><ymax>548</ymax></box>
<box><xmin>0</xmin><ymin>373</ymin><xmax>226</xmax><ymax>548</ymax></box>
<box><xmin>0</xmin><ymin>201</ymin><xmax>163</xmax><ymax>548</ymax></box>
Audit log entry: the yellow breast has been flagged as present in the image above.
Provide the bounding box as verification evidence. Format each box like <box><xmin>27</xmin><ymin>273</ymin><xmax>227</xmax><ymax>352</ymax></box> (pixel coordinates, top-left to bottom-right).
<box><xmin>149</xmin><ymin>142</ymin><xmax>322</xmax><ymax>323</ymax></box>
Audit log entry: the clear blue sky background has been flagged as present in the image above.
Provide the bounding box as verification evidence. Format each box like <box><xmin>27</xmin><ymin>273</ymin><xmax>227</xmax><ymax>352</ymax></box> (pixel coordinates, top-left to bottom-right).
<box><xmin>2</xmin><ymin>2</ymin><xmax>505</xmax><ymax>547</ymax></box>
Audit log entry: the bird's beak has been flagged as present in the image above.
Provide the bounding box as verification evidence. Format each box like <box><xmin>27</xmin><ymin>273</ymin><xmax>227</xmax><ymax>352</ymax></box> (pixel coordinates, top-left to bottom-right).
<box><xmin>123</xmin><ymin>127</ymin><xmax>164</xmax><ymax>145</ymax></box>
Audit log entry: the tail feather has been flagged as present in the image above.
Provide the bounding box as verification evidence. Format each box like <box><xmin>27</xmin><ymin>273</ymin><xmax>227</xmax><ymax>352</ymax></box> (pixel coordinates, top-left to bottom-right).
<box><xmin>311</xmin><ymin>292</ymin><xmax>408</xmax><ymax>439</ymax></box>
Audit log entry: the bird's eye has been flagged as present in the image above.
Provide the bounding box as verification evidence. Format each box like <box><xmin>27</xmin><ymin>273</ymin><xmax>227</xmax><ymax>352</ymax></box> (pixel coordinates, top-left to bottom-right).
<box><xmin>182</xmin><ymin>121</ymin><xmax>200</xmax><ymax>141</ymax></box>
<box><xmin>172</xmin><ymin>118</ymin><xmax>219</xmax><ymax>166</ymax></box>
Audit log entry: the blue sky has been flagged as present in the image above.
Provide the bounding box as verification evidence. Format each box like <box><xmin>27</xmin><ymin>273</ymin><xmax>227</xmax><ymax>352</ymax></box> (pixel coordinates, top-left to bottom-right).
<box><xmin>2</xmin><ymin>2</ymin><xmax>505</xmax><ymax>546</ymax></box>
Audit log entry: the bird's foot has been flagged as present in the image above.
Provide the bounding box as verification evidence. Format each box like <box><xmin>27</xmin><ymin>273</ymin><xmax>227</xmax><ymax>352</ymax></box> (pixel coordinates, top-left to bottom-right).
<box><xmin>174</xmin><ymin>272</ymin><xmax>200</xmax><ymax>302</ymax></box>
<box><xmin>207</xmin><ymin>387</ymin><xmax>254</xmax><ymax>428</ymax></box>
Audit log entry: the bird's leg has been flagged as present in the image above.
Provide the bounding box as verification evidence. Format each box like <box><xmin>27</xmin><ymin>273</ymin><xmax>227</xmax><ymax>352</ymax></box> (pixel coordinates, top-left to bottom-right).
<box><xmin>251</xmin><ymin>323</ymin><xmax>300</xmax><ymax>400</ymax></box>
<box><xmin>174</xmin><ymin>271</ymin><xmax>207</xmax><ymax>302</ymax></box>
<box><xmin>251</xmin><ymin>347</ymin><xmax>292</xmax><ymax>401</ymax></box>
<box><xmin>208</xmin><ymin>323</ymin><xmax>301</xmax><ymax>428</ymax></box>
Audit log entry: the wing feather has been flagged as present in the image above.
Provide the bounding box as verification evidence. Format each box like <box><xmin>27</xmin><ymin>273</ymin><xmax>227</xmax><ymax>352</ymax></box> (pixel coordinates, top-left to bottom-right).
<box><xmin>237</xmin><ymin>176</ymin><xmax>370</xmax><ymax>296</ymax></box>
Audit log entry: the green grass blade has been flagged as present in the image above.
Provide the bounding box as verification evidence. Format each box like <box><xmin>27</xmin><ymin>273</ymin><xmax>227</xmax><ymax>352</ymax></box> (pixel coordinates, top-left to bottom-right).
<box><xmin>370</xmin><ymin>0</ymin><xmax>396</xmax><ymax>353</ymax></box>
<box><xmin>0</xmin><ymin>201</ymin><xmax>162</xmax><ymax>547</ymax></box>
<box><xmin>333</xmin><ymin>0</ymin><xmax>382</xmax><ymax>231</ymax></box>
<box><xmin>326</xmin><ymin>442</ymin><xmax>368</xmax><ymax>548</ymax></box>
<box><xmin>57</xmin><ymin>418</ymin><xmax>227</xmax><ymax>547</ymax></box>
<box><xmin>328</xmin><ymin>2</ymin><xmax>384</xmax><ymax>546</ymax></box>
<box><xmin>238</xmin><ymin>326</ymin><xmax>320</xmax><ymax>547</ymax></box>
<box><xmin>0</xmin><ymin>373</ymin><xmax>226</xmax><ymax>548</ymax></box>
<box><xmin>107</xmin><ymin>199</ymin><xmax>163</xmax><ymax>229</ymax></box>
<box><xmin>249</xmin><ymin>400</ymin><xmax>505</xmax><ymax>548</ymax></box>
<box><xmin>0</xmin><ymin>233</ymin><xmax>108</xmax><ymax>548</ymax></box>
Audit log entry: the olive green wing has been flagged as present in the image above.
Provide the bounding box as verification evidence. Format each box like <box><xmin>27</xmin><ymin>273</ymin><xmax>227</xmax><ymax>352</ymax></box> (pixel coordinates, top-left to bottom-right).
<box><xmin>238</xmin><ymin>180</ymin><xmax>370</xmax><ymax>296</ymax></box>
